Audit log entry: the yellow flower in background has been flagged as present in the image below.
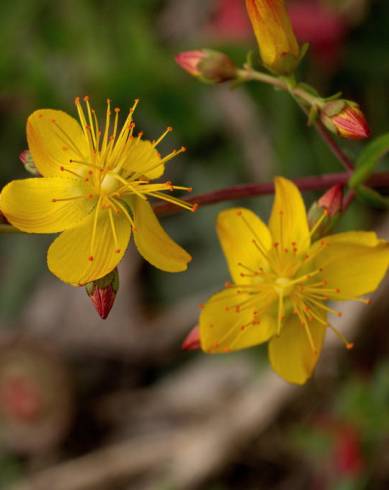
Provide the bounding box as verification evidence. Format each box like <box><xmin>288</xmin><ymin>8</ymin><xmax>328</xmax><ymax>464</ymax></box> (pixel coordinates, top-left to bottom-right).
<box><xmin>200</xmin><ymin>178</ymin><xmax>389</xmax><ymax>384</ymax></box>
<box><xmin>245</xmin><ymin>0</ymin><xmax>300</xmax><ymax>75</ymax></box>
<box><xmin>1</xmin><ymin>98</ymin><xmax>193</xmax><ymax>285</ymax></box>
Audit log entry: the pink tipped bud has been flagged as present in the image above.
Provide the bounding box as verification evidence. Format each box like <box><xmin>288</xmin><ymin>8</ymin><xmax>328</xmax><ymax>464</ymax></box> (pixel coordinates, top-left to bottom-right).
<box><xmin>321</xmin><ymin>101</ymin><xmax>370</xmax><ymax>140</ymax></box>
<box><xmin>85</xmin><ymin>268</ymin><xmax>119</xmax><ymax>320</ymax></box>
<box><xmin>19</xmin><ymin>150</ymin><xmax>40</xmax><ymax>176</ymax></box>
<box><xmin>308</xmin><ymin>185</ymin><xmax>343</xmax><ymax>240</ymax></box>
<box><xmin>182</xmin><ymin>325</ymin><xmax>201</xmax><ymax>351</ymax></box>
<box><xmin>318</xmin><ymin>184</ymin><xmax>343</xmax><ymax>217</ymax></box>
<box><xmin>176</xmin><ymin>49</ymin><xmax>237</xmax><ymax>84</ymax></box>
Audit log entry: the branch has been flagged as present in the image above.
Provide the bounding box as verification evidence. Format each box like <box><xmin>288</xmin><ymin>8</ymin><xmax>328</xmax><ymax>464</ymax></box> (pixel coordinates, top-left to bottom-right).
<box><xmin>155</xmin><ymin>171</ymin><xmax>389</xmax><ymax>216</ymax></box>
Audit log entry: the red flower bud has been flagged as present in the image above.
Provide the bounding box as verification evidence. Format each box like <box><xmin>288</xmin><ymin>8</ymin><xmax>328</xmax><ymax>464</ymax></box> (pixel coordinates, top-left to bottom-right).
<box><xmin>182</xmin><ymin>325</ymin><xmax>201</xmax><ymax>351</ymax></box>
<box><xmin>176</xmin><ymin>49</ymin><xmax>237</xmax><ymax>84</ymax></box>
<box><xmin>308</xmin><ymin>185</ymin><xmax>343</xmax><ymax>240</ymax></box>
<box><xmin>318</xmin><ymin>184</ymin><xmax>343</xmax><ymax>217</ymax></box>
<box><xmin>321</xmin><ymin>101</ymin><xmax>370</xmax><ymax>140</ymax></box>
<box><xmin>85</xmin><ymin>268</ymin><xmax>119</xmax><ymax>320</ymax></box>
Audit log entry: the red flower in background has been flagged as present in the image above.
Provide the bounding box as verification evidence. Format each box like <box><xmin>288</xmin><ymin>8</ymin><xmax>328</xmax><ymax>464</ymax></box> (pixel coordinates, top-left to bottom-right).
<box><xmin>207</xmin><ymin>0</ymin><xmax>251</xmax><ymax>41</ymax></box>
<box><xmin>289</xmin><ymin>0</ymin><xmax>347</xmax><ymax>69</ymax></box>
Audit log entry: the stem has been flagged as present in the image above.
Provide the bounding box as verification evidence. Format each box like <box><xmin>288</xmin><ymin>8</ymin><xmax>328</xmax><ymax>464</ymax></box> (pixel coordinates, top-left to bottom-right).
<box><xmin>239</xmin><ymin>67</ymin><xmax>355</xmax><ymax>173</ymax></box>
<box><xmin>238</xmin><ymin>68</ymin><xmax>320</xmax><ymax>108</ymax></box>
<box><xmin>313</xmin><ymin>120</ymin><xmax>354</xmax><ymax>173</ymax></box>
<box><xmin>154</xmin><ymin>171</ymin><xmax>389</xmax><ymax>216</ymax></box>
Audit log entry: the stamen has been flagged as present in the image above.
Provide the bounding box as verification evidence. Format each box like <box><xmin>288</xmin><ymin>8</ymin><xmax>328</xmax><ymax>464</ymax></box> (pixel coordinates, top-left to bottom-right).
<box><xmin>69</xmin><ymin>159</ymin><xmax>102</xmax><ymax>171</ymax></box>
<box><xmin>112</xmin><ymin>198</ymin><xmax>135</xmax><ymax>229</ymax></box>
<box><xmin>310</xmin><ymin>209</ymin><xmax>329</xmax><ymax>237</ymax></box>
<box><xmin>83</xmin><ymin>96</ymin><xmax>97</xmax><ymax>149</ymax></box>
<box><xmin>277</xmin><ymin>290</ymin><xmax>284</xmax><ymax>336</ymax></box>
<box><xmin>89</xmin><ymin>196</ymin><xmax>103</xmax><ymax>261</ymax></box>
<box><xmin>52</xmin><ymin>195</ymin><xmax>86</xmax><ymax>203</ymax></box>
<box><xmin>75</xmin><ymin>96</ymin><xmax>88</xmax><ymax>136</ymax></box>
<box><xmin>101</xmin><ymin>98</ymin><xmax>111</xmax><ymax>155</ymax></box>
<box><xmin>59</xmin><ymin>166</ymin><xmax>83</xmax><ymax>179</ymax></box>
<box><xmin>293</xmin><ymin>302</ymin><xmax>317</xmax><ymax>354</ymax></box>
<box><xmin>131</xmin><ymin>146</ymin><xmax>186</xmax><ymax>179</ymax></box>
<box><xmin>328</xmin><ymin>323</ymin><xmax>354</xmax><ymax>350</ymax></box>
<box><xmin>148</xmin><ymin>191</ymin><xmax>197</xmax><ymax>212</ymax></box>
<box><xmin>305</xmin><ymin>296</ymin><xmax>343</xmax><ymax>317</ymax></box>
<box><xmin>153</xmin><ymin>126</ymin><xmax>173</xmax><ymax>148</ymax></box>
<box><xmin>108</xmin><ymin>208</ymin><xmax>121</xmax><ymax>253</ymax></box>
<box><xmin>51</xmin><ymin>120</ymin><xmax>85</xmax><ymax>160</ymax></box>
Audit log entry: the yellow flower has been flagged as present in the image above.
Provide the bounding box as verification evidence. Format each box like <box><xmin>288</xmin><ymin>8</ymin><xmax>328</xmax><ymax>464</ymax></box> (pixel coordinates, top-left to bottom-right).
<box><xmin>1</xmin><ymin>97</ymin><xmax>194</xmax><ymax>285</ymax></box>
<box><xmin>245</xmin><ymin>0</ymin><xmax>300</xmax><ymax>75</ymax></box>
<box><xmin>199</xmin><ymin>178</ymin><xmax>389</xmax><ymax>384</ymax></box>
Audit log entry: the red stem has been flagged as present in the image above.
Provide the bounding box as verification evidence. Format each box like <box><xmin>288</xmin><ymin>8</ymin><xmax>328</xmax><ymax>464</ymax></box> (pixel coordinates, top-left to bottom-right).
<box><xmin>154</xmin><ymin>171</ymin><xmax>389</xmax><ymax>216</ymax></box>
<box><xmin>315</xmin><ymin>121</ymin><xmax>355</xmax><ymax>172</ymax></box>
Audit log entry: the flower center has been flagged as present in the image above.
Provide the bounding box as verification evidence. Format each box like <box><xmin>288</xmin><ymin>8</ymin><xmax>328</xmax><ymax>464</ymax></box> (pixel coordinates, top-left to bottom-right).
<box><xmin>50</xmin><ymin>96</ymin><xmax>198</xmax><ymax>265</ymax></box>
<box><xmin>215</xmin><ymin>210</ymin><xmax>361</xmax><ymax>355</ymax></box>
<box><xmin>101</xmin><ymin>173</ymin><xmax>121</xmax><ymax>195</ymax></box>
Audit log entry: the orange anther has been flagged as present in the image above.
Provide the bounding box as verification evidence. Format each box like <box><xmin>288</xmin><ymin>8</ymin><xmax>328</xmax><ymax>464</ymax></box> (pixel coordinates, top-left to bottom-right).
<box><xmin>88</xmin><ymin>256</ymin><xmax>94</xmax><ymax>262</ymax></box>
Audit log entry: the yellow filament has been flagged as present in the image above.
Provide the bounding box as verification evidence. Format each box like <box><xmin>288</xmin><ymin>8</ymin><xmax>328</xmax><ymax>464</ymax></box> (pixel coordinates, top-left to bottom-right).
<box><xmin>52</xmin><ymin>195</ymin><xmax>86</xmax><ymax>203</ymax></box>
<box><xmin>153</xmin><ymin>126</ymin><xmax>172</xmax><ymax>148</ymax></box>
<box><xmin>108</xmin><ymin>208</ymin><xmax>120</xmax><ymax>252</ymax></box>
<box><xmin>112</xmin><ymin>198</ymin><xmax>135</xmax><ymax>229</ymax></box>
<box><xmin>89</xmin><ymin>196</ymin><xmax>102</xmax><ymax>260</ymax></box>
<box><xmin>75</xmin><ymin>97</ymin><xmax>88</xmax><ymax>135</ymax></box>
<box><xmin>147</xmin><ymin>191</ymin><xmax>195</xmax><ymax>212</ymax></box>
<box><xmin>328</xmin><ymin>323</ymin><xmax>354</xmax><ymax>350</ymax></box>
<box><xmin>310</xmin><ymin>209</ymin><xmax>329</xmax><ymax>237</ymax></box>
<box><xmin>84</xmin><ymin>97</ymin><xmax>97</xmax><ymax>149</ymax></box>
<box><xmin>51</xmin><ymin>121</ymin><xmax>85</xmax><ymax>160</ymax></box>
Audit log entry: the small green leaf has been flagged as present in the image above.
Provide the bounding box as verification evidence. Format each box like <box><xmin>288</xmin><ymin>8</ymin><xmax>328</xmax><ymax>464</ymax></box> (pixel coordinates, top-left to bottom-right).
<box><xmin>350</xmin><ymin>133</ymin><xmax>389</xmax><ymax>188</ymax></box>
<box><xmin>355</xmin><ymin>185</ymin><xmax>389</xmax><ymax>209</ymax></box>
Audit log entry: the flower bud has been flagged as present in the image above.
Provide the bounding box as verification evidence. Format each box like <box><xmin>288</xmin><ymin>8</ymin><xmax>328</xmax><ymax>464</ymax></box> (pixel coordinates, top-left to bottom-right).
<box><xmin>85</xmin><ymin>268</ymin><xmax>119</xmax><ymax>319</ymax></box>
<box><xmin>182</xmin><ymin>325</ymin><xmax>201</xmax><ymax>351</ymax></box>
<box><xmin>320</xmin><ymin>100</ymin><xmax>370</xmax><ymax>140</ymax></box>
<box><xmin>308</xmin><ymin>185</ymin><xmax>343</xmax><ymax>240</ymax></box>
<box><xmin>175</xmin><ymin>49</ymin><xmax>237</xmax><ymax>84</ymax></box>
<box><xmin>19</xmin><ymin>150</ymin><xmax>40</xmax><ymax>176</ymax></box>
<box><xmin>245</xmin><ymin>0</ymin><xmax>300</xmax><ymax>75</ymax></box>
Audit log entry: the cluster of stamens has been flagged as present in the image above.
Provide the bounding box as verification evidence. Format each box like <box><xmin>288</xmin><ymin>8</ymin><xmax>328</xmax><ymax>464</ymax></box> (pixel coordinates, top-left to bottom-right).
<box><xmin>206</xmin><ymin>209</ymin><xmax>371</xmax><ymax>353</ymax></box>
<box><xmin>49</xmin><ymin>96</ymin><xmax>197</xmax><ymax>262</ymax></box>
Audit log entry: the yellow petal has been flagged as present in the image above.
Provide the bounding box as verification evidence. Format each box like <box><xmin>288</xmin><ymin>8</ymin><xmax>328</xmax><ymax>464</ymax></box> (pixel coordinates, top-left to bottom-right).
<box><xmin>0</xmin><ymin>178</ymin><xmax>94</xmax><ymax>233</ymax></box>
<box><xmin>269</xmin><ymin>177</ymin><xmax>310</xmax><ymax>254</ymax></box>
<box><xmin>268</xmin><ymin>316</ymin><xmax>326</xmax><ymax>384</ymax></box>
<box><xmin>131</xmin><ymin>197</ymin><xmax>191</xmax><ymax>272</ymax></box>
<box><xmin>217</xmin><ymin>208</ymin><xmax>272</xmax><ymax>284</ymax></box>
<box><xmin>313</xmin><ymin>231</ymin><xmax>389</xmax><ymax>300</ymax></box>
<box><xmin>122</xmin><ymin>139</ymin><xmax>164</xmax><ymax>180</ymax></box>
<box><xmin>200</xmin><ymin>289</ymin><xmax>276</xmax><ymax>353</ymax></box>
<box><xmin>27</xmin><ymin>109</ymin><xmax>88</xmax><ymax>177</ymax></box>
<box><xmin>47</xmin><ymin>209</ymin><xmax>131</xmax><ymax>285</ymax></box>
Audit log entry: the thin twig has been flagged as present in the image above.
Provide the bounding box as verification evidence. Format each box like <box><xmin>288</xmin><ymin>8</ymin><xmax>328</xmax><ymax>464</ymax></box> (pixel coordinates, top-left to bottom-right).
<box><xmin>314</xmin><ymin>120</ymin><xmax>355</xmax><ymax>172</ymax></box>
<box><xmin>154</xmin><ymin>171</ymin><xmax>389</xmax><ymax>216</ymax></box>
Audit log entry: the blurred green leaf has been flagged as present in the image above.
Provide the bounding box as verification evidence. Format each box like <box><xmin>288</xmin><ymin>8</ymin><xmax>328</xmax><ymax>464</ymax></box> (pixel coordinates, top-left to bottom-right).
<box><xmin>350</xmin><ymin>133</ymin><xmax>389</xmax><ymax>188</ymax></box>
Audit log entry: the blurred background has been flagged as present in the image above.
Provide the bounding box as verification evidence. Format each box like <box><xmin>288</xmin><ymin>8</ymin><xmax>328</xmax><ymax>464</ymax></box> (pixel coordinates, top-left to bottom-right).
<box><xmin>0</xmin><ymin>0</ymin><xmax>389</xmax><ymax>489</ymax></box>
